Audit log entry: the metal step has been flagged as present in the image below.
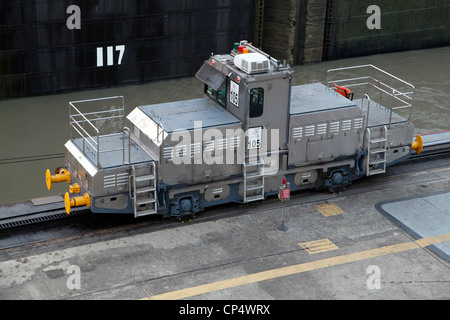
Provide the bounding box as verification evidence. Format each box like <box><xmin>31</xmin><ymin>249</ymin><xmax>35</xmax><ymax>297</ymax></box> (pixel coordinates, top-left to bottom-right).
<box><xmin>246</xmin><ymin>172</ymin><xmax>264</xmax><ymax>179</ymax></box>
<box><xmin>369</xmin><ymin>159</ymin><xmax>387</xmax><ymax>165</ymax></box>
<box><xmin>246</xmin><ymin>184</ymin><xmax>264</xmax><ymax>191</ymax></box>
<box><xmin>245</xmin><ymin>194</ymin><xmax>265</xmax><ymax>202</ymax></box>
<box><xmin>135</xmin><ymin>209</ymin><xmax>157</xmax><ymax>217</ymax></box>
<box><xmin>370</xmin><ymin>148</ymin><xmax>387</xmax><ymax>154</ymax></box>
<box><xmin>245</xmin><ymin>160</ymin><xmax>263</xmax><ymax>167</ymax></box>
<box><xmin>130</xmin><ymin>163</ymin><xmax>158</xmax><ymax>218</ymax></box>
<box><xmin>370</xmin><ymin>138</ymin><xmax>388</xmax><ymax>143</ymax></box>
<box><xmin>135</xmin><ymin>174</ymin><xmax>155</xmax><ymax>182</ymax></box>
<box><xmin>136</xmin><ymin>198</ymin><xmax>156</xmax><ymax>206</ymax></box>
<box><xmin>368</xmin><ymin>168</ymin><xmax>386</xmax><ymax>175</ymax></box>
<box><xmin>136</xmin><ymin>186</ymin><xmax>155</xmax><ymax>194</ymax></box>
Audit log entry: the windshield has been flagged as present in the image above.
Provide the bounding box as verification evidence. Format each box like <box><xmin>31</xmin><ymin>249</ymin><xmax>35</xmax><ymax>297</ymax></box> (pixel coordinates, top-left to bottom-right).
<box><xmin>206</xmin><ymin>80</ymin><xmax>227</xmax><ymax>107</ymax></box>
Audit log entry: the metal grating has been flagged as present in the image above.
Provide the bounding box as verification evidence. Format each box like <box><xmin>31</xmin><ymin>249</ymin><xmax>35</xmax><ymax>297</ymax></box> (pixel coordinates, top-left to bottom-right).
<box><xmin>299</xmin><ymin>238</ymin><xmax>339</xmax><ymax>254</ymax></box>
<box><xmin>0</xmin><ymin>208</ymin><xmax>89</xmax><ymax>230</ymax></box>
<box><xmin>316</xmin><ymin>203</ymin><xmax>344</xmax><ymax>217</ymax></box>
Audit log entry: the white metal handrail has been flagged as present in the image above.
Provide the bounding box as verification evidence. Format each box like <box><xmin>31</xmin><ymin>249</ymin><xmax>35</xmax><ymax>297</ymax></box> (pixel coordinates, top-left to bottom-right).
<box><xmin>327</xmin><ymin>64</ymin><xmax>414</xmax><ymax>88</ymax></box>
<box><xmin>327</xmin><ymin>64</ymin><xmax>415</xmax><ymax>125</ymax></box>
<box><xmin>157</xmin><ymin>121</ymin><xmax>165</xmax><ymax>143</ymax></box>
<box><xmin>363</xmin><ymin>94</ymin><xmax>371</xmax><ymax>129</ymax></box>
<box><xmin>123</xmin><ymin>127</ymin><xmax>131</xmax><ymax>167</ymax></box>
<box><xmin>69</xmin><ymin>104</ymin><xmax>100</xmax><ymax>159</ymax></box>
<box><xmin>69</xmin><ymin>96</ymin><xmax>126</xmax><ymax>168</ymax></box>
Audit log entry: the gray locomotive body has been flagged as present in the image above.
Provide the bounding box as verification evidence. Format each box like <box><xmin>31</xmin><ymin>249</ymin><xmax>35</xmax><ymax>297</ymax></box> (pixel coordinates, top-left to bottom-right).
<box><xmin>48</xmin><ymin>41</ymin><xmax>421</xmax><ymax>218</ymax></box>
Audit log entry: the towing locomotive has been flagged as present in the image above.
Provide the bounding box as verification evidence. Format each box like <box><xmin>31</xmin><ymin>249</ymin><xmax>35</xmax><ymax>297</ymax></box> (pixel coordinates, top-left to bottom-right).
<box><xmin>45</xmin><ymin>41</ymin><xmax>423</xmax><ymax>218</ymax></box>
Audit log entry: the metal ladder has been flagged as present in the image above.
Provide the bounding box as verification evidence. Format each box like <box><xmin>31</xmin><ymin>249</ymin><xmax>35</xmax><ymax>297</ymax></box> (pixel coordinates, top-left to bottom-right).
<box><xmin>366</xmin><ymin>125</ymin><xmax>388</xmax><ymax>176</ymax></box>
<box><xmin>243</xmin><ymin>157</ymin><xmax>265</xmax><ymax>202</ymax></box>
<box><xmin>130</xmin><ymin>162</ymin><xmax>157</xmax><ymax>217</ymax></box>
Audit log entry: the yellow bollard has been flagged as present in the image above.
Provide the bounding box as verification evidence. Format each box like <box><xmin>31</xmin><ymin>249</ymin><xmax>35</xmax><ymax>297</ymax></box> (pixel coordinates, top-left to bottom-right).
<box><xmin>46</xmin><ymin>169</ymin><xmax>71</xmax><ymax>191</ymax></box>
<box><xmin>411</xmin><ymin>135</ymin><xmax>423</xmax><ymax>155</ymax></box>
<box><xmin>64</xmin><ymin>192</ymin><xmax>91</xmax><ymax>214</ymax></box>
<box><xmin>69</xmin><ymin>183</ymin><xmax>81</xmax><ymax>194</ymax></box>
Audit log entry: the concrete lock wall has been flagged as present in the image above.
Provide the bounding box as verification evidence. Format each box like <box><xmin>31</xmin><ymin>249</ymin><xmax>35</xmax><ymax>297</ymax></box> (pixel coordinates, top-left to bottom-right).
<box><xmin>324</xmin><ymin>0</ymin><xmax>450</xmax><ymax>61</ymax></box>
<box><xmin>0</xmin><ymin>0</ymin><xmax>255</xmax><ymax>98</ymax></box>
<box><xmin>2</xmin><ymin>0</ymin><xmax>449</xmax><ymax>98</ymax></box>
<box><xmin>261</xmin><ymin>0</ymin><xmax>450</xmax><ymax>64</ymax></box>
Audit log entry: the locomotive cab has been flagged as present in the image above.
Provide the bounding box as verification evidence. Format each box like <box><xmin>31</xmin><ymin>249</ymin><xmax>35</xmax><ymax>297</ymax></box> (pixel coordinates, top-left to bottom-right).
<box><xmin>195</xmin><ymin>42</ymin><xmax>293</xmax><ymax>180</ymax></box>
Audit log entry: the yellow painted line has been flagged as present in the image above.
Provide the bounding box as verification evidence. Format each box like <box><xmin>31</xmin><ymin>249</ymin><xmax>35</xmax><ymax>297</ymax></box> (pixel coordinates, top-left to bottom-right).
<box><xmin>316</xmin><ymin>203</ymin><xmax>344</xmax><ymax>217</ymax></box>
<box><xmin>415</xmin><ymin>234</ymin><xmax>449</xmax><ymax>247</ymax></box>
<box><xmin>299</xmin><ymin>238</ymin><xmax>339</xmax><ymax>254</ymax></box>
<box><xmin>147</xmin><ymin>233</ymin><xmax>450</xmax><ymax>300</ymax></box>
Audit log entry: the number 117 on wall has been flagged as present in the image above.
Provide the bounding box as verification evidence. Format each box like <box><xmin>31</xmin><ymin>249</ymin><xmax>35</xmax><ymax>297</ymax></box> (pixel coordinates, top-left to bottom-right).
<box><xmin>97</xmin><ymin>45</ymin><xmax>125</xmax><ymax>67</ymax></box>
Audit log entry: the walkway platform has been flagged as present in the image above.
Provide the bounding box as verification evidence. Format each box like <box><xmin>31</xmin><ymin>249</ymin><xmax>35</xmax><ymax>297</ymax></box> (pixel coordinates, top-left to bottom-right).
<box><xmin>421</xmin><ymin>130</ymin><xmax>450</xmax><ymax>147</ymax></box>
<box><xmin>378</xmin><ymin>191</ymin><xmax>450</xmax><ymax>262</ymax></box>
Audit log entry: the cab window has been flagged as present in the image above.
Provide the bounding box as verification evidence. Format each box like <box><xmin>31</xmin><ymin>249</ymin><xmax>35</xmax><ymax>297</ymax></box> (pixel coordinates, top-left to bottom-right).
<box><xmin>249</xmin><ymin>88</ymin><xmax>264</xmax><ymax>118</ymax></box>
<box><xmin>206</xmin><ymin>81</ymin><xmax>227</xmax><ymax>107</ymax></box>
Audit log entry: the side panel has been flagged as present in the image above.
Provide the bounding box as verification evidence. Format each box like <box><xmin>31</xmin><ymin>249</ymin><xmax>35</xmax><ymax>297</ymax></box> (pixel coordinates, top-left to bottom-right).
<box><xmin>247</xmin><ymin>76</ymin><xmax>291</xmax><ymax>150</ymax></box>
<box><xmin>92</xmin><ymin>193</ymin><xmax>133</xmax><ymax>214</ymax></box>
<box><xmin>64</xmin><ymin>140</ymin><xmax>96</xmax><ymax>193</ymax></box>
<box><xmin>288</xmin><ymin>107</ymin><xmax>364</xmax><ymax>166</ymax></box>
<box><xmin>126</xmin><ymin>108</ymin><xmax>162</xmax><ymax>162</ymax></box>
<box><xmin>161</xmin><ymin>123</ymin><xmax>244</xmax><ymax>185</ymax></box>
<box><xmin>386</xmin><ymin>122</ymin><xmax>415</xmax><ymax>165</ymax></box>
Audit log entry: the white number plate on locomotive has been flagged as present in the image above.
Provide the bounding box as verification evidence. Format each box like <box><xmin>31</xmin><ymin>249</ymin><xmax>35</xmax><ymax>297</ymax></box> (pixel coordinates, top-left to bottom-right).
<box><xmin>230</xmin><ymin>81</ymin><xmax>239</xmax><ymax>107</ymax></box>
<box><xmin>247</xmin><ymin>127</ymin><xmax>262</xmax><ymax>150</ymax></box>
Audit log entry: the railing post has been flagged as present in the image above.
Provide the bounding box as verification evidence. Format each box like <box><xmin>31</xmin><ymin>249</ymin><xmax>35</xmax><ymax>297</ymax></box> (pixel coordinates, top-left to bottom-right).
<box><xmin>364</xmin><ymin>94</ymin><xmax>371</xmax><ymax>129</ymax></box>
<box><xmin>123</xmin><ymin>127</ymin><xmax>131</xmax><ymax>167</ymax></box>
<box><xmin>97</xmin><ymin>134</ymin><xmax>100</xmax><ymax>168</ymax></box>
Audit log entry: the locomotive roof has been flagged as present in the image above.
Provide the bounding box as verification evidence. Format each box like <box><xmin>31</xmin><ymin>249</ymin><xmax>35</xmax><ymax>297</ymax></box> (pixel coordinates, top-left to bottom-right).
<box><xmin>290</xmin><ymin>83</ymin><xmax>357</xmax><ymax>115</ymax></box>
<box><xmin>136</xmin><ymin>97</ymin><xmax>241</xmax><ymax>133</ymax></box>
<box><xmin>197</xmin><ymin>53</ymin><xmax>292</xmax><ymax>87</ymax></box>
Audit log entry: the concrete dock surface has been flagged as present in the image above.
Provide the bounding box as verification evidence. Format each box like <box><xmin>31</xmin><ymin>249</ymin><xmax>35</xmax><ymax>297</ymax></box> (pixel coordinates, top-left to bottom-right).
<box><xmin>0</xmin><ymin>165</ymin><xmax>449</xmax><ymax>301</ymax></box>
